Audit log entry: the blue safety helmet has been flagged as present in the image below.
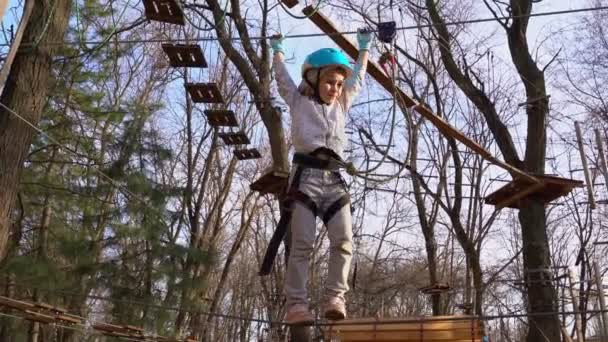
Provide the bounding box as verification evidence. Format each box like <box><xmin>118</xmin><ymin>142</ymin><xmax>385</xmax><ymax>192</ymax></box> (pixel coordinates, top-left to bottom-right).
<box><xmin>301</xmin><ymin>48</ymin><xmax>353</xmax><ymax>80</ymax></box>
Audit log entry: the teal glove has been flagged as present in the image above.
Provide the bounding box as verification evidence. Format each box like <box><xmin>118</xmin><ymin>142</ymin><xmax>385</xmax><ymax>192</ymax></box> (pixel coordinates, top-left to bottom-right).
<box><xmin>357</xmin><ymin>28</ymin><xmax>373</xmax><ymax>51</ymax></box>
<box><xmin>270</xmin><ymin>34</ymin><xmax>285</xmax><ymax>54</ymax></box>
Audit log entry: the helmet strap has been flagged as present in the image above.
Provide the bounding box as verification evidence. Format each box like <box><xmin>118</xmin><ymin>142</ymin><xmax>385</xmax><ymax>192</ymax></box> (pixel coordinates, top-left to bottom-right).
<box><xmin>314</xmin><ymin>69</ymin><xmax>331</xmax><ymax>105</ymax></box>
<box><xmin>304</xmin><ymin>68</ymin><xmax>330</xmax><ymax>105</ymax></box>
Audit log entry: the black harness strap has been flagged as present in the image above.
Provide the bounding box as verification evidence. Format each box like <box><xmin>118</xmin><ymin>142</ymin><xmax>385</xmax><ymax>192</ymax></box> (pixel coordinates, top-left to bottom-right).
<box><xmin>259</xmin><ymin>166</ymin><xmax>316</xmax><ymax>276</ymax></box>
<box><xmin>322</xmin><ymin>194</ymin><xmax>350</xmax><ymax>225</ymax></box>
<box><xmin>259</xmin><ymin>148</ymin><xmax>350</xmax><ymax>276</ymax></box>
<box><xmin>259</xmin><ymin>206</ymin><xmax>292</xmax><ymax>276</ymax></box>
<box><xmin>287</xmin><ymin>190</ymin><xmax>318</xmax><ymax>217</ymax></box>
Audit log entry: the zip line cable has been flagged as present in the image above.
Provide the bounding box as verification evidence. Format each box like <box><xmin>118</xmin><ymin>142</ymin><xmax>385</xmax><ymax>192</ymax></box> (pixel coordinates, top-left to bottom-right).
<box><xmin>1</xmin><ymin>5</ymin><xmax>607</xmax><ymax>47</ymax></box>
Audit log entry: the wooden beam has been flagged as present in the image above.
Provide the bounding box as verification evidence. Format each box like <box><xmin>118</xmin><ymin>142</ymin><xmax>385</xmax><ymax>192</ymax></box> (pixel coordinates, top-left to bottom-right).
<box><xmin>595</xmin><ymin>128</ymin><xmax>608</xmax><ymax>195</ymax></box>
<box><xmin>494</xmin><ymin>181</ymin><xmax>545</xmax><ymax>209</ymax></box>
<box><xmin>575</xmin><ymin>121</ymin><xmax>596</xmax><ymax>209</ymax></box>
<box><xmin>280</xmin><ymin>0</ymin><xmax>298</xmax><ymax>8</ymax></box>
<box><xmin>301</xmin><ymin>6</ymin><xmax>538</xmax><ymax>185</ymax></box>
<box><xmin>0</xmin><ymin>0</ymin><xmax>7</xmax><ymax>21</ymax></box>
<box><xmin>0</xmin><ymin>0</ymin><xmax>34</xmax><ymax>93</ymax></box>
<box><xmin>323</xmin><ymin>316</ymin><xmax>484</xmax><ymax>341</ymax></box>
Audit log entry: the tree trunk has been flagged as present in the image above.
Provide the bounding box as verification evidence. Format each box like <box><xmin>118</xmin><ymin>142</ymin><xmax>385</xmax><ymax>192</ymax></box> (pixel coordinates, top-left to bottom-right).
<box><xmin>519</xmin><ymin>201</ymin><xmax>560</xmax><ymax>341</ymax></box>
<box><xmin>0</xmin><ymin>0</ymin><xmax>72</xmax><ymax>262</ymax></box>
<box><xmin>425</xmin><ymin>0</ymin><xmax>560</xmax><ymax>337</ymax></box>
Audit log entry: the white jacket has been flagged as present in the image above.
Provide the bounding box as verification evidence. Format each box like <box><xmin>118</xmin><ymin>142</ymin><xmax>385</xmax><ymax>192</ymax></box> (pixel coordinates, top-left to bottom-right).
<box><xmin>273</xmin><ymin>54</ymin><xmax>367</xmax><ymax>159</ymax></box>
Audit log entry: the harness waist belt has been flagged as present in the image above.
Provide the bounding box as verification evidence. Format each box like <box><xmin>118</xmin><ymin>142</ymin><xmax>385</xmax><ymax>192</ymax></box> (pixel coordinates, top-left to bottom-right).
<box><xmin>292</xmin><ymin>152</ymin><xmax>341</xmax><ymax>170</ymax></box>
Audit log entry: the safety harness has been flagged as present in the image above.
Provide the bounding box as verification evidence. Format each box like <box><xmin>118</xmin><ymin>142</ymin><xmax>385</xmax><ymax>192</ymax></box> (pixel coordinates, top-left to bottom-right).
<box><xmin>259</xmin><ymin>147</ymin><xmax>351</xmax><ymax>276</ymax></box>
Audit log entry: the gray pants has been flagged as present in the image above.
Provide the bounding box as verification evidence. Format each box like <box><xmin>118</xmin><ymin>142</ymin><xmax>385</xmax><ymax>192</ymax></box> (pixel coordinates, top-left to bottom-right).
<box><xmin>284</xmin><ymin>167</ymin><xmax>353</xmax><ymax>306</ymax></box>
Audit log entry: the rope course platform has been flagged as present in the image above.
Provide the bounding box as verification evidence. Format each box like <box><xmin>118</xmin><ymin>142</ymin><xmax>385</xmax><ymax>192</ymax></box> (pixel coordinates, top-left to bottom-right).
<box><xmin>296</xmin><ymin>2</ymin><xmax>582</xmax><ymax>209</ymax></box>
<box><xmin>322</xmin><ymin>316</ymin><xmax>484</xmax><ymax>342</ymax></box>
<box><xmin>484</xmin><ymin>175</ymin><xmax>583</xmax><ymax>209</ymax></box>
<box><xmin>205</xmin><ymin>109</ymin><xmax>239</xmax><ymax>127</ymax></box>
<box><xmin>250</xmin><ymin>169</ymin><xmax>289</xmax><ymax>195</ymax></box>
<box><xmin>161</xmin><ymin>44</ymin><xmax>208</xmax><ymax>68</ymax></box>
<box><xmin>185</xmin><ymin>83</ymin><xmax>225</xmax><ymax>103</ymax></box>
<box><xmin>142</xmin><ymin>0</ymin><xmax>185</xmax><ymax>25</ymax></box>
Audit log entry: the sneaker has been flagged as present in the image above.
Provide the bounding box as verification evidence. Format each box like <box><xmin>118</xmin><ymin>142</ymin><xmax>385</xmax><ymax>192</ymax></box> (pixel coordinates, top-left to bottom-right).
<box><xmin>323</xmin><ymin>296</ymin><xmax>346</xmax><ymax>320</ymax></box>
<box><xmin>284</xmin><ymin>303</ymin><xmax>314</xmax><ymax>325</ymax></box>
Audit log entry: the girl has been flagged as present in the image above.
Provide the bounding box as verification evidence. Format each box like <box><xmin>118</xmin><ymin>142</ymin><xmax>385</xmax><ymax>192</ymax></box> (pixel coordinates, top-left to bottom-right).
<box><xmin>270</xmin><ymin>29</ymin><xmax>372</xmax><ymax>324</ymax></box>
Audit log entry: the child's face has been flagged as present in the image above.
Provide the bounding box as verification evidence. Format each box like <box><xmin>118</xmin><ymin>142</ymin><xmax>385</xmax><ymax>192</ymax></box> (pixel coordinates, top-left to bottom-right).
<box><xmin>318</xmin><ymin>70</ymin><xmax>345</xmax><ymax>104</ymax></box>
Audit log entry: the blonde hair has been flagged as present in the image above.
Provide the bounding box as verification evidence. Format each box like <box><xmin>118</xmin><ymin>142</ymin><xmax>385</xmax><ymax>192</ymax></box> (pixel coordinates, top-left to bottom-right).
<box><xmin>298</xmin><ymin>66</ymin><xmax>348</xmax><ymax>97</ymax></box>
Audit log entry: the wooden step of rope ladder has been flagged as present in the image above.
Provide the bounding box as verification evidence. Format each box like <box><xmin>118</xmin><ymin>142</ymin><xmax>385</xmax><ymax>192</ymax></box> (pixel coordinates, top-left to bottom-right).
<box><xmin>323</xmin><ymin>316</ymin><xmax>484</xmax><ymax>342</ymax></box>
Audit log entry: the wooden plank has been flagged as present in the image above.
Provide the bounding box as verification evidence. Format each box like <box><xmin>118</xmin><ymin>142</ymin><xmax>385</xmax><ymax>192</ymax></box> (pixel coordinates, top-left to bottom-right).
<box><xmin>325</xmin><ymin>331</ymin><xmax>482</xmax><ymax>341</ymax></box>
<box><xmin>161</xmin><ymin>44</ymin><xmax>207</xmax><ymax>68</ymax></box>
<box><xmin>56</xmin><ymin>313</ymin><xmax>84</xmax><ymax>324</ymax></box>
<box><xmin>280</xmin><ymin>0</ymin><xmax>299</xmax><ymax>8</ymax></box>
<box><xmin>205</xmin><ymin>109</ymin><xmax>239</xmax><ymax>127</ymax></box>
<box><xmin>23</xmin><ymin>310</ymin><xmax>56</xmax><ymax>324</ymax></box>
<box><xmin>301</xmin><ymin>6</ymin><xmax>538</xmax><ymax>185</ymax></box>
<box><xmin>0</xmin><ymin>0</ymin><xmax>7</xmax><ymax>21</ymax></box>
<box><xmin>0</xmin><ymin>0</ymin><xmax>34</xmax><ymax>93</ymax></box>
<box><xmin>218</xmin><ymin>131</ymin><xmax>250</xmax><ymax>145</ymax></box>
<box><xmin>35</xmin><ymin>302</ymin><xmax>67</xmax><ymax>313</ymax></box>
<box><xmin>142</xmin><ymin>0</ymin><xmax>185</xmax><ymax>25</ymax></box>
<box><xmin>234</xmin><ymin>148</ymin><xmax>262</xmax><ymax>160</ymax></box>
<box><xmin>124</xmin><ymin>324</ymin><xmax>145</xmax><ymax>333</ymax></box>
<box><xmin>250</xmin><ymin>170</ymin><xmax>289</xmax><ymax>195</ymax></box>
<box><xmin>575</xmin><ymin>121</ymin><xmax>596</xmax><ymax>209</ymax></box>
<box><xmin>0</xmin><ymin>296</ymin><xmax>36</xmax><ymax>311</ymax></box>
<box><xmin>185</xmin><ymin>83</ymin><xmax>224</xmax><ymax>104</ymax></box>
<box><xmin>323</xmin><ymin>319</ymin><xmax>481</xmax><ymax>332</ymax></box>
<box><xmin>595</xmin><ymin>128</ymin><xmax>608</xmax><ymax>194</ymax></box>
<box><xmin>324</xmin><ymin>340</ymin><xmax>482</xmax><ymax>342</ymax></box>
<box><xmin>495</xmin><ymin>180</ymin><xmax>545</xmax><ymax>209</ymax></box>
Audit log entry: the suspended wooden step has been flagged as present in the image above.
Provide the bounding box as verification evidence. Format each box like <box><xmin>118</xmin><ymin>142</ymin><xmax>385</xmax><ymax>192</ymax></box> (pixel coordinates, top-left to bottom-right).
<box><xmin>485</xmin><ymin>175</ymin><xmax>583</xmax><ymax>209</ymax></box>
<box><xmin>142</xmin><ymin>0</ymin><xmax>184</xmax><ymax>25</ymax></box>
<box><xmin>250</xmin><ymin>169</ymin><xmax>289</xmax><ymax>195</ymax></box>
<box><xmin>323</xmin><ymin>316</ymin><xmax>484</xmax><ymax>342</ymax></box>
<box><xmin>419</xmin><ymin>283</ymin><xmax>452</xmax><ymax>295</ymax></box>
<box><xmin>161</xmin><ymin>44</ymin><xmax>207</xmax><ymax>68</ymax></box>
<box><xmin>234</xmin><ymin>148</ymin><xmax>261</xmax><ymax>160</ymax></box>
<box><xmin>219</xmin><ymin>131</ymin><xmax>250</xmax><ymax>145</ymax></box>
<box><xmin>0</xmin><ymin>296</ymin><xmax>84</xmax><ymax>325</ymax></box>
<box><xmin>185</xmin><ymin>83</ymin><xmax>224</xmax><ymax>104</ymax></box>
<box><xmin>94</xmin><ymin>322</ymin><xmax>146</xmax><ymax>340</ymax></box>
<box><xmin>205</xmin><ymin>109</ymin><xmax>238</xmax><ymax>127</ymax></box>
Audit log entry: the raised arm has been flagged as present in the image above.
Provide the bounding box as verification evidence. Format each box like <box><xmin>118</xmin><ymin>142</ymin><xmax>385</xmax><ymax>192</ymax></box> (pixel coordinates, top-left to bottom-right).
<box><xmin>342</xmin><ymin>29</ymin><xmax>373</xmax><ymax>110</ymax></box>
<box><xmin>271</xmin><ymin>35</ymin><xmax>298</xmax><ymax>107</ymax></box>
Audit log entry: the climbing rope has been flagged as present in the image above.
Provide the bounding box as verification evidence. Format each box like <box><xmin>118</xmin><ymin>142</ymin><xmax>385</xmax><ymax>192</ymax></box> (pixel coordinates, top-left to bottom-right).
<box><xmin>336</xmin><ymin>43</ymin><xmax>414</xmax><ymax>186</ymax></box>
